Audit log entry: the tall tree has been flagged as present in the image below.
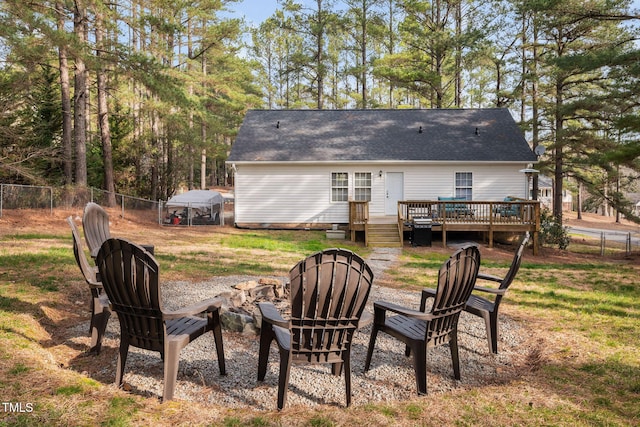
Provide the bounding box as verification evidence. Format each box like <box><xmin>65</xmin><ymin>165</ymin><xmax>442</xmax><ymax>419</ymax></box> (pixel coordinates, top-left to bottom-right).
<box><xmin>374</xmin><ymin>0</ymin><xmax>483</xmax><ymax>108</ymax></box>
<box><xmin>94</xmin><ymin>2</ymin><xmax>116</xmax><ymax>206</ymax></box>
<box><xmin>527</xmin><ymin>0</ymin><xmax>637</xmax><ymax>222</ymax></box>
<box><xmin>252</xmin><ymin>17</ymin><xmax>280</xmax><ymax>109</ymax></box>
<box><xmin>56</xmin><ymin>1</ymin><xmax>73</xmax><ymax>186</ymax></box>
<box><xmin>344</xmin><ymin>0</ymin><xmax>385</xmax><ymax>108</ymax></box>
<box><xmin>280</xmin><ymin>0</ymin><xmax>340</xmax><ymax>109</ymax></box>
<box><xmin>73</xmin><ymin>0</ymin><xmax>88</xmax><ymax>187</ymax></box>
<box><xmin>252</xmin><ymin>11</ymin><xmax>306</xmax><ymax>108</ymax></box>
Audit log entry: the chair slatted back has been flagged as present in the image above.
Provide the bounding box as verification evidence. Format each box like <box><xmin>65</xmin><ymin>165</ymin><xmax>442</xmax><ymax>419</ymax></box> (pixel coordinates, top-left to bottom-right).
<box><xmin>83</xmin><ymin>202</ymin><xmax>112</xmax><ymax>256</ymax></box>
<box><xmin>428</xmin><ymin>245</ymin><xmax>481</xmax><ymax>346</ymax></box>
<box><xmin>288</xmin><ymin>248</ymin><xmax>373</xmax><ymax>362</ymax></box>
<box><xmin>499</xmin><ymin>233</ymin><xmax>529</xmax><ymax>292</ymax></box>
<box><xmin>67</xmin><ymin>217</ymin><xmax>100</xmax><ymax>290</ymax></box>
<box><xmin>96</xmin><ymin>238</ymin><xmax>165</xmax><ymax>353</ymax></box>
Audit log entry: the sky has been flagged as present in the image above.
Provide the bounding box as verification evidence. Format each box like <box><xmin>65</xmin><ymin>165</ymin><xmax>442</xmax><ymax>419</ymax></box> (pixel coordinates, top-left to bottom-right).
<box><xmin>227</xmin><ymin>0</ymin><xmax>640</xmax><ymax>26</ymax></box>
<box><xmin>224</xmin><ymin>0</ymin><xmax>279</xmax><ymax>25</ymax></box>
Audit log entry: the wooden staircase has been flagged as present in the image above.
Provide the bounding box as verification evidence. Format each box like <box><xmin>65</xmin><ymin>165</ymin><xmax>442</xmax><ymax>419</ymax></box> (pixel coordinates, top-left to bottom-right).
<box><xmin>367</xmin><ymin>223</ymin><xmax>402</xmax><ymax>247</ymax></box>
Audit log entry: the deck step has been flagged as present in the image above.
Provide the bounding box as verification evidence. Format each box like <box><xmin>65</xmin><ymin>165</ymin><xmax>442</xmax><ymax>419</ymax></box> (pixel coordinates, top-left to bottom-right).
<box><xmin>367</xmin><ymin>223</ymin><xmax>402</xmax><ymax>247</ymax></box>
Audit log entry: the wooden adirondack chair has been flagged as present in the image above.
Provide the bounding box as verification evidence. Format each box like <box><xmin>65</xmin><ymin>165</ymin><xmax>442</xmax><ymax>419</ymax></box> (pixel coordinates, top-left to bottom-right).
<box><xmin>257</xmin><ymin>248</ymin><xmax>374</xmax><ymax>410</ymax></box>
<box><xmin>83</xmin><ymin>202</ymin><xmax>111</xmax><ymax>258</ymax></box>
<box><xmin>67</xmin><ymin>216</ymin><xmax>111</xmax><ymax>354</ymax></box>
<box><xmin>364</xmin><ymin>245</ymin><xmax>480</xmax><ymax>395</ymax></box>
<box><xmin>95</xmin><ymin>238</ymin><xmax>226</xmax><ymax>401</ymax></box>
<box><xmin>422</xmin><ymin>233</ymin><xmax>530</xmax><ymax>354</ymax></box>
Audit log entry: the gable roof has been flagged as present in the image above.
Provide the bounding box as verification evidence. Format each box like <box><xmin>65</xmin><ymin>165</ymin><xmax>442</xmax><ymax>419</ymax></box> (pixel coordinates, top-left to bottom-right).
<box><xmin>227</xmin><ymin>108</ymin><xmax>537</xmax><ymax>163</ymax></box>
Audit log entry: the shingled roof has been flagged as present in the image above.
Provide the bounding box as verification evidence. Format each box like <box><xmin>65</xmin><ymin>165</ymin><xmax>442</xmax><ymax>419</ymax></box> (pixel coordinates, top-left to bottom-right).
<box><xmin>227</xmin><ymin>108</ymin><xmax>537</xmax><ymax>163</ymax></box>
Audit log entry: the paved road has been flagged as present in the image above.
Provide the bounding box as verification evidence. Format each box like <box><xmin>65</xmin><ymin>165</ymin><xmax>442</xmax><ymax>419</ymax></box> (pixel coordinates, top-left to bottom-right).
<box><xmin>568</xmin><ymin>225</ymin><xmax>640</xmax><ymax>246</ymax></box>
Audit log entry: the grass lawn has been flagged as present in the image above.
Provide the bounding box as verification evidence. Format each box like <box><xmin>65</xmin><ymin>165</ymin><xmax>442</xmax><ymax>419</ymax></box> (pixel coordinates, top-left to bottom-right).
<box><xmin>0</xmin><ymin>208</ymin><xmax>638</xmax><ymax>426</ymax></box>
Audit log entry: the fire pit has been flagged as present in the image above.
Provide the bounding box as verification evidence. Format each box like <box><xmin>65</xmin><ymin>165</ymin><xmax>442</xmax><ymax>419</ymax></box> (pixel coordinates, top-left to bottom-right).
<box><xmin>216</xmin><ymin>278</ymin><xmax>289</xmax><ymax>335</ymax></box>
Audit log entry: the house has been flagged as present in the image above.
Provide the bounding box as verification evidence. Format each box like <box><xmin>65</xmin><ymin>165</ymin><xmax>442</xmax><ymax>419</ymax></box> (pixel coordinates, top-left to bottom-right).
<box><xmin>538</xmin><ymin>175</ymin><xmax>573</xmax><ymax>212</ymax></box>
<box><xmin>226</xmin><ymin>108</ymin><xmax>538</xmax><ymax>229</ymax></box>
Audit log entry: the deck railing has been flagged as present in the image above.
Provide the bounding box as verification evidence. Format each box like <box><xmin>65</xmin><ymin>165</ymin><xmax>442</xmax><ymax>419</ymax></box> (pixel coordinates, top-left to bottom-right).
<box><xmin>397</xmin><ymin>200</ymin><xmax>541</xmax><ymax>254</ymax></box>
<box><xmin>398</xmin><ymin>200</ymin><xmax>540</xmax><ymax>225</ymax></box>
<box><xmin>349</xmin><ymin>201</ymin><xmax>369</xmax><ymax>245</ymax></box>
<box><xmin>347</xmin><ymin>199</ymin><xmax>540</xmax><ymax>254</ymax></box>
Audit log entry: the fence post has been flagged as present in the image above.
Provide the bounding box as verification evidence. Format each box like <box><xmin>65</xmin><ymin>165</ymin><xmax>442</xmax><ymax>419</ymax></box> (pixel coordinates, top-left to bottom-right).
<box><xmin>0</xmin><ymin>184</ymin><xmax>3</xmax><ymax>217</ymax></box>
<box><xmin>627</xmin><ymin>232</ymin><xmax>631</xmax><ymax>255</ymax></box>
<box><xmin>600</xmin><ymin>232</ymin><xmax>605</xmax><ymax>256</ymax></box>
<box><xmin>121</xmin><ymin>196</ymin><xmax>125</xmax><ymax>219</ymax></box>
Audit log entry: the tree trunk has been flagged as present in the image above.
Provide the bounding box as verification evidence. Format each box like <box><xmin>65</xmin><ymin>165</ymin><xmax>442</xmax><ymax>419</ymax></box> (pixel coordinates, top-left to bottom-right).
<box><xmin>577</xmin><ymin>181</ymin><xmax>582</xmax><ymax>220</ymax></box>
<box><xmin>553</xmin><ymin>79</ymin><xmax>564</xmax><ymax>223</ymax></box>
<box><xmin>433</xmin><ymin>0</ymin><xmax>443</xmax><ymax>108</ymax></box>
<box><xmin>316</xmin><ymin>0</ymin><xmax>325</xmax><ymax>109</ymax></box>
<box><xmin>201</xmin><ymin>148</ymin><xmax>207</xmax><ymax>189</ymax></box>
<box><xmin>73</xmin><ymin>0</ymin><xmax>88</xmax><ymax>187</ymax></box>
<box><xmin>360</xmin><ymin>0</ymin><xmax>367</xmax><ymax>109</ymax></box>
<box><xmin>520</xmin><ymin>11</ymin><xmax>527</xmax><ymax>121</ymax></box>
<box><xmin>387</xmin><ymin>0</ymin><xmax>395</xmax><ymax>107</ymax></box>
<box><xmin>95</xmin><ymin>9</ymin><xmax>116</xmax><ymax>206</ymax></box>
<box><xmin>454</xmin><ymin>0</ymin><xmax>462</xmax><ymax>107</ymax></box>
<box><xmin>56</xmin><ymin>1</ymin><xmax>73</xmax><ymax>186</ymax></box>
<box><xmin>531</xmin><ymin>18</ymin><xmax>540</xmax><ymax>203</ymax></box>
<box><xmin>615</xmin><ymin>165</ymin><xmax>620</xmax><ymax>223</ymax></box>
<box><xmin>200</xmin><ymin>37</ymin><xmax>207</xmax><ymax>189</ymax></box>
<box><xmin>151</xmin><ymin>111</ymin><xmax>159</xmax><ymax>201</ymax></box>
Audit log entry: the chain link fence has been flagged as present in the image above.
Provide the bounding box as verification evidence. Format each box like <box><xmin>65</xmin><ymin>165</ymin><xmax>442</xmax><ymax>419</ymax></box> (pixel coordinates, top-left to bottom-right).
<box><xmin>0</xmin><ymin>183</ymin><xmax>159</xmax><ymax>221</ymax></box>
<box><xmin>594</xmin><ymin>230</ymin><xmax>638</xmax><ymax>256</ymax></box>
<box><xmin>568</xmin><ymin>227</ymin><xmax>640</xmax><ymax>256</ymax></box>
<box><xmin>0</xmin><ymin>184</ymin><xmax>54</xmax><ymax>214</ymax></box>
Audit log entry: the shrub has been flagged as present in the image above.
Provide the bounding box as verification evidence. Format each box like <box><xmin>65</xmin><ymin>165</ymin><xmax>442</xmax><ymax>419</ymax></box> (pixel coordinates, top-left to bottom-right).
<box><xmin>540</xmin><ymin>209</ymin><xmax>571</xmax><ymax>250</ymax></box>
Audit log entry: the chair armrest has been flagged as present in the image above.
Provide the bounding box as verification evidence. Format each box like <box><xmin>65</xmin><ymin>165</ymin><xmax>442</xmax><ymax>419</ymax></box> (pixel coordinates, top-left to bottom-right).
<box><xmin>163</xmin><ymin>297</ymin><xmax>222</xmax><ymax>320</ymax></box>
<box><xmin>473</xmin><ymin>285</ymin><xmax>507</xmax><ymax>295</ymax></box>
<box><xmin>374</xmin><ymin>300</ymin><xmax>432</xmax><ymax>321</ymax></box>
<box><xmin>477</xmin><ymin>272</ymin><xmax>502</xmax><ymax>283</ymax></box>
<box><xmin>419</xmin><ymin>288</ymin><xmax>437</xmax><ymax>312</ymax></box>
<box><xmin>257</xmin><ymin>301</ymin><xmax>290</xmax><ymax>329</ymax></box>
<box><xmin>88</xmin><ymin>282</ymin><xmax>103</xmax><ymax>290</ymax></box>
<box><xmin>88</xmin><ymin>266</ymin><xmax>102</xmax><ymax>288</ymax></box>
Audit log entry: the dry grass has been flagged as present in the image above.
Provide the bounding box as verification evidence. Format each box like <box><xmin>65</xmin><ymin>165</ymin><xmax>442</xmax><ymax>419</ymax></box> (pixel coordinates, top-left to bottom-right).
<box><xmin>1</xmin><ymin>208</ymin><xmax>639</xmax><ymax>426</ymax></box>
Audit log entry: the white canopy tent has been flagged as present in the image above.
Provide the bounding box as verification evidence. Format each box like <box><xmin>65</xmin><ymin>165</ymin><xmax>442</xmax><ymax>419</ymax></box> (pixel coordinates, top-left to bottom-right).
<box><xmin>164</xmin><ymin>190</ymin><xmax>224</xmax><ymax>226</ymax></box>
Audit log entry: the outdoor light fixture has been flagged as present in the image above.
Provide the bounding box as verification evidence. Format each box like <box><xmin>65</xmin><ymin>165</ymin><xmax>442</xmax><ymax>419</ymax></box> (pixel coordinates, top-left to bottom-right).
<box><xmin>379</xmin><ymin>170</ymin><xmax>383</xmax><ymax>178</ymax></box>
<box><xmin>519</xmin><ymin>166</ymin><xmax>539</xmax><ymax>200</ymax></box>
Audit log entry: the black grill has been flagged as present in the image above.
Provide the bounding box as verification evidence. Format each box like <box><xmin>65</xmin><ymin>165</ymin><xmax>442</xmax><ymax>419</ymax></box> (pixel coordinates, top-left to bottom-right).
<box><xmin>412</xmin><ymin>217</ymin><xmax>432</xmax><ymax>246</ymax></box>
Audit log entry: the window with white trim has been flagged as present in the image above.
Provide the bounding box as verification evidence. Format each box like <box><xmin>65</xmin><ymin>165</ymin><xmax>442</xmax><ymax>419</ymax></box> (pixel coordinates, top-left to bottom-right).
<box><xmin>354</xmin><ymin>172</ymin><xmax>372</xmax><ymax>201</ymax></box>
<box><xmin>455</xmin><ymin>172</ymin><xmax>473</xmax><ymax>200</ymax></box>
<box><xmin>331</xmin><ymin>172</ymin><xmax>349</xmax><ymax>202</ymax></box>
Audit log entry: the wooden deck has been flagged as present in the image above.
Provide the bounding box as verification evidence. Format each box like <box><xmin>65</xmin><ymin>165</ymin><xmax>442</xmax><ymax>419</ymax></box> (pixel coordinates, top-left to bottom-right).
<box><xmin>349</xmin><ymin>200</ymin><xmax>540</xmax><ymax>255</ymax></box>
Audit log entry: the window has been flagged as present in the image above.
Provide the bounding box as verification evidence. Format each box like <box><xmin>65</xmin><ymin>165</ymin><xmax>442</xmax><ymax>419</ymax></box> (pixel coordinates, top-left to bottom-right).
<box><xmin>455</xmin><ymin>172</ymin><xmax>473</xmax><ymax>200</ymax></box>
<box><xmin>354</xmin><ymin>172</ymin><xmax>372</xmax><ymax>201</ymax></box>
<box><xmin>331</xmin><ymin>172</ymin><xmax>348</xmax><ymax>202</ymax></box>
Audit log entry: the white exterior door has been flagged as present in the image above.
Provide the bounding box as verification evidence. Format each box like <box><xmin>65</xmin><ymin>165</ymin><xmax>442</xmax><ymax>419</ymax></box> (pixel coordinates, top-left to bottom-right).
<box><xmin>385</xmin><ymin>172</ymin><xmax>404</xmax><ymax>215</ymax></box>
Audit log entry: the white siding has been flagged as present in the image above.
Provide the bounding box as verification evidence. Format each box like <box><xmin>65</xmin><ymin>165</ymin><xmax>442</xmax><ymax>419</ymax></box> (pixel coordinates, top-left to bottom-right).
<box><xmin>401</xmin><ymin>164</ymin><xmax>527</xmax><ymax>201</ymax></box>
<box><xmin>234</xmin><ymin>164</ymin><xmax>384</xmax><ymax>225</ymax></box>
<box><xmin>233</xmin><ymin>162</ymin><xmax>528</xmax><ymax>225</ymax></box>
